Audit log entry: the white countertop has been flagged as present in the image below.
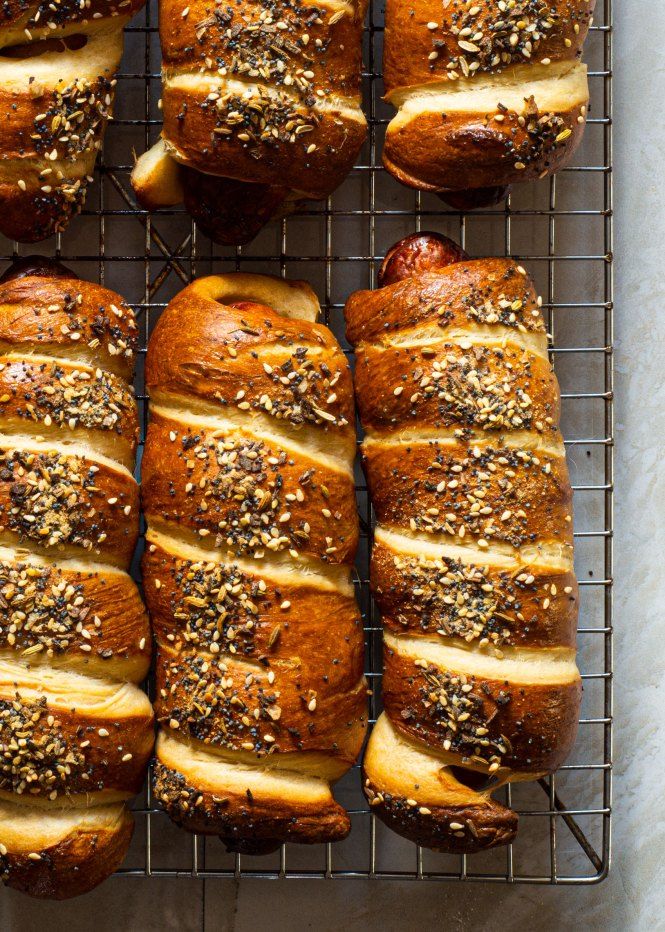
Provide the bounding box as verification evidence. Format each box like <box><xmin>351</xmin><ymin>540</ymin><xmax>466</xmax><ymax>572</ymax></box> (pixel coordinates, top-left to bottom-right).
<box><xmin>0</xmin><ymin>1</ymin><xmax>661</xmax><ymax>928</ymax></box>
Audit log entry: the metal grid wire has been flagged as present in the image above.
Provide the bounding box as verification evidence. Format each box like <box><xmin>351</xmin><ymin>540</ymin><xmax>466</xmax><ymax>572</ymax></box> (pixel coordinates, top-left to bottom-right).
<box><xmin>0</xmin><ymin>0</ymin><xmax>613</xmax><ymax>885</ymax></box>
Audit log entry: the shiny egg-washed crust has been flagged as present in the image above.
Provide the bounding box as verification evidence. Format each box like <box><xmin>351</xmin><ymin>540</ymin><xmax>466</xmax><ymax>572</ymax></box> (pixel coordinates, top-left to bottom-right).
<box><xmin>158</xmin><ymin>0</ymin><xmax>367</xmax><ymax>193</ymax></box>
<box><xmin>0</xmin><ymin>446</ymin><xmax>139</xmax><ymax>566</ymax></box>
<box><xmin>141</xmin><ymin>412</ymin><xmax>358</xmax><ymax>565</ymax></box>
<box><xmin>133</xmin><ymin>0</ymin><xmax>367</xmax><ymax>243</ymax></box>
<box><xmin>160</xmin><ymin>89</ymin><xmax>366</xmax><ymax>199</ymax></box>
<box><xmin>345</xmin><ymin>258</ymin><xmax>545</xmax><ymax>346</ymax></box>
<box><xmin>0</xmin><ymin>265</ymin><xmax>153</xmax><ymax>899</ymax></box>
<box><xmin>0</xmin><ymin>803</ymin><xmax>134</xmax><ymax>900</ymax></box>
<box><xmin>0</xmin><ymin>274</ymin><xmax>138</xmax><ymax>381</ymax></box>
<box><xmin>153</xmin><ymin>759</ymin><xmax>350</xmax><ymax>854</ymax></box>
<box><xmin>0</xmin><ymin>358</ymin><xmax>138</xmax><ymax>469</ymax></box>
<box><xmin>354</xmin><ymin>338</ymin><xmax>560</xmax><ymax>437</ymax></box>
<box><xmin>160</xmin><ymin>0</ymin><xmax>365</xmax><ymax>97</ymax></box>
<box><xmin>0</xmin><ymin>0</ymin><xmax>145</xmax><ymax>242</ymax></box>
<box><xmin>144</xmin><ymin>272</ymin><xmax>366</xmax><ymax>852</ymax></box>
<box><xmin>382</xmin><ymin>93</ymin><xmax>588</xmax><ymax>194</ymax></box>
<box><xmin>371</xmin><ymin>538</ymin><xmax>578</xmax><ymax>651</ymax></box>
<box><xmin>362</xmin><ymin>712</ymin><xmax>519</xmax><ymax>854</ymax></box>
<box><xmin>0</xmin><ymin>684</ymin><xmax>153</xmax><ymax>801</ymax></box>
<box><xmin>143</xmin><ymin>540</ymin><xmax>362</xmax><ymax>663</ymax></box>
<box><xmin>382</xmin><ymin>1</ymin><xmax>595</xmax><ymax>195</ymax></box>
<box><xmin>363</xmin><ymin>438</ymin><xmax>573</xmax><ymax>551</ymax></box>
<box><xmin>348</xmin><ymin>259</ymin><xmax>561</xmax><ymax>438</ymax></box>
<box><xmin>344</xmin><ymin>237</ymin><xmax>580</xmax><ymax>854</ymax></box>
<box><xmin>146</xmin><ymin>276</ymin><xmax>356</xmax><ymax>459</ymax></box>
<box><xmin>383</xmin><ymin>647</ymin><xmax>581</xmax><ymax>775</ymax></box>
<box><xmin>362</xmin><ymin>712</ymin><xmax>518</xmax><ymax>854</ymax></box>
<box><xmin>0</xmin><ymin>353</ymin><xmax>136</xmax><ymax>426</ymax></box>
<box><xmin>383</xmin><ymin>0</ymin><xmax>595</xmax><ymax>94</ymax></box>
<box><xmin>363</xmin><ymin>777</ymin><xmax>517</xmax><ymax>854</ymax></box>
<box><xmin>0</xmin><ymin>68</ymin><xmax>115</xmax><ymax>244</ymax></box>
<box><xmin>0</xmin><ymin>0</ymin><xmax>144</xmax><ymax>40</ymax></box>
<box><xmin>155</xmin><ymin>644</ymin><xmax>366</xmax><ymax>759</ymax></box>
<box><xmin>0</xmin><ymin>557</ymin><xmax>150</xmax><ymax>681</ymax></box>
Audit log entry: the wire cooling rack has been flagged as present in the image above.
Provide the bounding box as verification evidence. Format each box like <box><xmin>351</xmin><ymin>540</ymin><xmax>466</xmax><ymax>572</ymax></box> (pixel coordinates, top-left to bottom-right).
<box><xmin>0</xmin><ymin>0</ymin><xmax>613</xmax><ymax>885</ymax></box>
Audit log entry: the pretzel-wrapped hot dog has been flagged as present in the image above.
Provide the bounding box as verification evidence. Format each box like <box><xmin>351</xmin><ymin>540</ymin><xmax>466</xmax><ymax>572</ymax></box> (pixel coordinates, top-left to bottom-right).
<box><xmin>345</xmin><ymin>233</ymin><xmax>580</xmax><ymax>854</ymax></box>
<box><xmin>143</xmin><ymin>272</ymin><xmax>367</xmax><ymax>854</ymax></box>
<box><xmin>132</xmin><ymin>1</ymin><xmax>368</xmax><ymax>245</ymax></box>
<box><xmin>0</xmin><ymin>259</ymin><xmax>153</xmax><ymax>899</ymax></box>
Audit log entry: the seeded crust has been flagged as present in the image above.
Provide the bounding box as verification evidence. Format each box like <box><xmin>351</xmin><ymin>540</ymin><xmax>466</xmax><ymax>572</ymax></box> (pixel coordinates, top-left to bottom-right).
<box><xmin>344</xmin><ymin>238</ymin><xmax>580</xmax><ymax>854</ymax></box>
<box><xmin>383</xmin><ymin>647</ymin><xmax>581</xmax><ymax>775</ymax></box>
<box><xmin>142</xmin><ymin>412</ymin><xmax>358</xmax><ymax>565</ymax></box>
<box><xmin>363</xmin><ymin>776</ymin><xmax>517</xmax><ymax>855</ymax></box>
<box><xmin>364</xmin><ymin>439</ymin><xmax>573</xmax><ymax>551</ymax></box>
<box><xmin>383</xmin><ymin>100</ymin><xmax>588</xmax><ymax>194</ymax></box>
<box><xmin>162</xmin><ymin>92</ymin><xmax>367</xmax><ymax>200</ymax></box>
<box><xmin>0</xmin><ymin>447</ymin><xmax>139</xmax><ymax>566</ymax></box>
<box><xmin>153</xmin><ymin>759</ymin><xmax>351</xmax><ymax>853</ymax></box>
<box><xmin>0</xmin><ymin>559</ymin><xmax>150</xmax><ymax>681</ymax></box>
<box><xmin>0</xmin><ymin>267</ymin><xmax>153</xmax><ymax>899</ymax></box>
<box><xmin>160</xmin><ymin>0</ymin><xmax>365</xmax><ymax>97</ymax></box>
<box><xmin>371</xmin><ymin>539</ymin><xmax>578</xmax><ymax>652</ymax></box>
<box><xmin>0</xmin><ymin>0</ymin><xmax>145</xmax><ymax>242</ymax></box>
<box><xmin>156</xmin><ymin>644</ymin><xmax>366</xmax><ymax>760</ymax></box>
<box><xmin>383</xmin><ymin>0</ymin><xmax>594</xmax><ymax>95</ymax></box>
<box><xmin>0</xmin><ymin>0</ymin><xmax>144</xmax><ymax>38</ymax></box>
<box><xmin>144</xmin><ymin>541</ymin><xmax>362</xmax><ymax>663</ymax></box>
<box><xmin>345</xmin><ymin>259</ymin><xmax>544</xmax><ymax>347</ymax></box>
<box><xmin>135</xmin><ymin>0</ymin><xmax>367</xmax><ymax>242</ymax></box>
<box><xmin>0</xmin><ymin>358</ymin><xmax>138</xmax><ymax>467</ymax></box>
<box><xmin>0</xmin><ymin>804</ymin><xmax>134</xmax><ymax>900</ymax></box>
<box><xmin>0</xmin><ymin>693</ymin><xmax>153</xmax><ymax>802</ymax></box>
<box><xmin>146</xmin><ymin>282</ymin><xmax>356</xmax><ymax>458</ymax></box>
<box><xmin>0</xmin><ymin>275</ymin><xmax>138</xmax><ymax>382</ymax></box>
<box><xmin>354</xmin><ymin>338</ymin><xmax>560</xmax><ymax>438</ymax></box>
<box><xmin>382</xmin><ymin>0</ymin><xmax>594</xmax><ymax>195</ymax></box>
<box><xmin>144</xmin><ymin>273</ymin><xmax>366</xmax><ymax>850</ymax></box>
<box><xmin>0</xmin><ymin>71</ymin><xmax>114</xmax><ymax>243</ymax></box>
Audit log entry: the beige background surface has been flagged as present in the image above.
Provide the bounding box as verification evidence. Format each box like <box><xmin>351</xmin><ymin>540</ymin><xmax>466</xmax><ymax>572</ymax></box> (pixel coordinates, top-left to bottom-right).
<box><xmin>0</xmin><ymin>0</ymin><xmax>661</xmax><ymax>928</ymax></box>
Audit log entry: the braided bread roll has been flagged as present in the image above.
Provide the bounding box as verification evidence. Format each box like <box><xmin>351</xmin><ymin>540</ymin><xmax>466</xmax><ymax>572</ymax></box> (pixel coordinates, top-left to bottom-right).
<box><xmin>0</xmin><ymin>0</ymin><xmax>145</xmax><ymax>242</ymax></box>
<box><xmin>382</xmin><ymin>1</ymin><xmax>595</xmax><ymax>207</ymax></box>
<box><xmin>345</xmin><ymin>234</ymin><xmax>581</xmax><ymax>853</ymax></box>
<box><xmin>131</xmin><ymin>1</ymin><xmax>367</xmax><ymax>245</ymax></box>
<box><xmin>143</xmin><ymin>273</ymin><xmax>366</xmax><ymax>854</ymax></box>
<box><xmin>0</xmin><ymin>258</ymin><xmax>153</xmax><ymax>899</ymax></box>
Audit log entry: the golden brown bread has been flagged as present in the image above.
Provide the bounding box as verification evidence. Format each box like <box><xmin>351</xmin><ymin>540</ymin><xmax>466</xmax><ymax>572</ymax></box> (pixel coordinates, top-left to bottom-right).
<box><xmin>0</xmin><ymin>260</ymin><xmax>153</xmax><ymax>899</ymax></box>
<box><xmin>0</xmin><ymin>0</ymin><xmax>145</xmax><ymax>242</ymax></box>
<box><xmin>143</xmin><ymin>272</ymin><xmax>366</xmax><ymax>853</ymax></box>
<box><xmin>0</xmin><ymin>267</ymin><xmax>137</xmax><ymax>381</ymax></box>
<box><xmin>0</xmin><ymin>802</ymin><xmax>134</xmax><ymax>900</ymax></box>
<box><xmin>344</xmin><ymin>233</ymin><xmax>581</xmax><ymax>854</ymax></box>
<box><xmin>382</xmin><ymin>1</ymin><xmax>595</xmax><ymax>204</ymax></box>
<box><xmin>131</xmin><ymin>0</ymin><xmax>368</xmax><ymax>244</ymax></box>
<box><xmin>142</xmin><ymin>412</ymin><xmax>357</xmax><ymax>564</ymax></box>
